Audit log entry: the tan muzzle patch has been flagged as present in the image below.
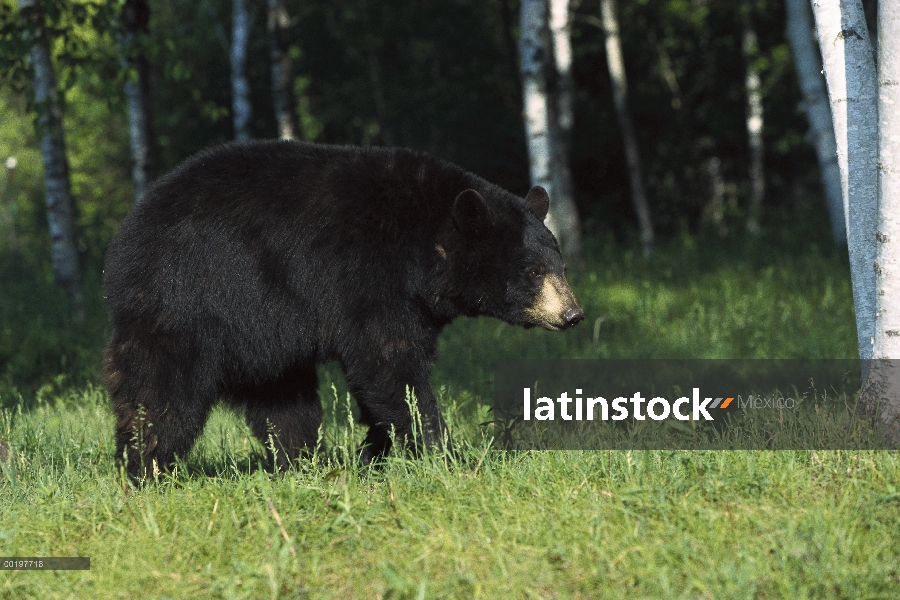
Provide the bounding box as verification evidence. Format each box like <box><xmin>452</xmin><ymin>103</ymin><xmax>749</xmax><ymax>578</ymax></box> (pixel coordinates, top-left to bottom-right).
<box><xmin>524</xmin><ymin>273</ymin><xmax>582</xmax><ymax>331</ymax></box>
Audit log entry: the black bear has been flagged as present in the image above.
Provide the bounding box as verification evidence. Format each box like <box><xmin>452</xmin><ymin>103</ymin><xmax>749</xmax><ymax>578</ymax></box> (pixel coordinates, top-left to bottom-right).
<box><xmin>104</xmin><ymin>140</ymin><xmax>583</xmax><ymax>476</ymax></box>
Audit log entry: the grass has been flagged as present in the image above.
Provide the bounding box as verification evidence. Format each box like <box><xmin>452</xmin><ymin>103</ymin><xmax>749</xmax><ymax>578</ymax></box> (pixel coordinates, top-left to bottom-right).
<box><xmin>2</xmin><ymin>235</ymin><xmax>898</xmax><ymax>598</ymax></box>
<box><xmin>1</xmin><ymin>390</ymin><xmax>899</xmax><ymax>598</ymax></box>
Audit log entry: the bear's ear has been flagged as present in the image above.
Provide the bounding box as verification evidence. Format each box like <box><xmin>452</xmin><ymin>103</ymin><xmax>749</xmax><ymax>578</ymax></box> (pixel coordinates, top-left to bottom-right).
<box><xmin>453</xmin><ymin>189</ymin><xmax>494</xmax><ymax>237</ymax></box>
<box><xmin>525</xmin><ymin>186</ymin><xmax>549</xmax><ymax>221</ymax></box>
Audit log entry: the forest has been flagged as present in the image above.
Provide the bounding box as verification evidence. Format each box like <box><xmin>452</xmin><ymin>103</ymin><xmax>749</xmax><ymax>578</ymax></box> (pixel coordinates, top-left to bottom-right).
<box><xmin>1</xmin><ymin>1</ymin><xmax>899</xmax><ymax>598</ymax></box>
<box><xmin>0</xmin><ymin>0</ymin><xmax>863</xmax><ymax>389</ymax></box>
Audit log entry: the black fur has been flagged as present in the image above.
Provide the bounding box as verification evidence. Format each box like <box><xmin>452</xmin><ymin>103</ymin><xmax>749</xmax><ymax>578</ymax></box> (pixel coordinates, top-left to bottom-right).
<box><xmin>104</xmin><ymin>140</ymin><xmax>574</xmax><ymax>476</ymax></box>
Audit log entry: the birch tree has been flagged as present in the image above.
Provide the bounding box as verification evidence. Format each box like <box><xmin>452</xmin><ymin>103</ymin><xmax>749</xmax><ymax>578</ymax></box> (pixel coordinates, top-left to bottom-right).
<box><xmin>811</xmin><ymin>0</ymin><xmax>878</xmax><ymax>364</ymax></box>
<box><xmin>118</xmin><ymin>0</ymin><xmax>156</xmax><ymax>203</ymax></box>
<box><xmin>861</xmin><ymin>0</ymin><xmax>900</xmax><ymax>441</ymax></box>
<box><xmin>18</xmin><ymin>0</ymin><xmax>83</xmax><ymax>320</ymax></box>
<box><xmin>267</xmin><ymin>0</ymin><xmax>298</xmax><ymax>140</ymax></box>
<box><xmin>785</xmin><ymin>0</ymin><xmax>845</xmax><ymax>244</ymax></box>
<box><xmin>519</xmin><ymin>0</ymin><xmax>556</xmax><ymax>229</ymax></box>
<box><xmin>547</xmin><ymin>0</ymin><xmax>583</xmax><ymax>263</ymax></box>
<box><xmin>743</xmin><ymin>8</ymin><xmax>765</xmax><ymax>235</ymax></box>
<box><xmin>231</xmin><ymin>0</ymin><xmax>252</xmax><ymax>141</ymax></box>
<box><xmin>705</xmin><ymin>156</ymin><xmax>727</xmax><ymax>235</ymax></box>
<box><xmin>520</xmin><ymin>0</ymin><xmax>583</xmax><ymax>262</ymax></box>
<box><xmin>600</xmin><ymin>0</ymin><xmax>654</xmax><ymax>255</ymax></box>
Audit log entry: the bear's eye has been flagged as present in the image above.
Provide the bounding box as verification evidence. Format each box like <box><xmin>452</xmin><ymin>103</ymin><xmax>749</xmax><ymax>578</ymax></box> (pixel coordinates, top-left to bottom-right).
<box><xmin>528</xmin><ymin>268</ymin><xmax>542</xmax><ymax>279</ymax></box>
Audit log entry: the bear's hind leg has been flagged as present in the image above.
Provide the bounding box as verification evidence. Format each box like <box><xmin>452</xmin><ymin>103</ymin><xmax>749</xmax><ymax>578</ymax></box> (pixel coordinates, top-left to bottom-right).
<box><xmin>237</xmin><ymin>365</ymin><xmax>322</xmax><ymax>470</ymax></box>
<box><xmin>106</xmin><ymin>335</ymin><xmax>217</xmax><ymax>479</ymax></box>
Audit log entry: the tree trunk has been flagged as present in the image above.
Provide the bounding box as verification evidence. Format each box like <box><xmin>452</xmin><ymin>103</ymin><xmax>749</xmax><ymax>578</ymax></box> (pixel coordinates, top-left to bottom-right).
<box><xmin>600</xmin><ymin>0</ymin><xmax>654</xmax><ymax>256</ymax></box>
<box><xmin>743</xmin><ymin>11</ymin><xmax>766</xmax><ymax>235</ymax></box>
<box><xmin>547</xmin><ymin>0</ymin><xmax>584</xmax><ymax>264</ymax></box>
<box><xmin>118</xmin><ymin>0</ymin><xmax>156</xmax><ymax>203</ymax></box>
<box><xmin>705</xmin><ymin>156</ymin><xmax>727</xmax><ymax>236</ymax></box>
<box><xmin>519</xmin><ymin>0</ymin><xmax>556</xmax><ymax>224</ymax></box>
<box><xmin>785</xmin><ymin>0</ymin><xmax>846</xmax><ymax>245</ymax></box>
<box><xmin>811</xmin><ymin>0</ymin><xmax>878</xmax><ymax>364</ymax></box>
<box><xmin>19</xmin><ymin>0</ymin><xmax>83</xmax><ymax>320</ymax></box>
<box><xmin>861</xmin><ymin>0</ymin><xmax>900</xmax><ymax>442</ymax></box>
<box><xmin>548</xmin><ymin>0</ymin><xmax>574</xmax><ymax>138</ymax></box>
<box><xmin>267</xmin><ymin>0</ymin><xmax>298</xmax><ymax>140</ymax></box>
<box><xmin>231</xmin><ymin>0</ymin><xmax>253</xmax><ymax>141</ymax></box>
<box><xmin>2</xmin><ymin>157</ymin><xmax>18</xmax><ymax>248</ymax></box>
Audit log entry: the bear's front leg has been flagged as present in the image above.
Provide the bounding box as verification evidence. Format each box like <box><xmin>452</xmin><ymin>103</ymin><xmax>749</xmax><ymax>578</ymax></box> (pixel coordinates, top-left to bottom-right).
<box><xmin>342</xmin><ymin>352</ymin><xmax>450</xmax><ymax>465</ymax></box>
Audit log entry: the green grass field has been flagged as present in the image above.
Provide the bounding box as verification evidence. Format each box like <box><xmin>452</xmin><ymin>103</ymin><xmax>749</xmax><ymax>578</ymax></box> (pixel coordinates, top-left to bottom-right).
<box><xmin>2</xmin><ymin>238</ymin><xmax>899</xmax><ymax>599</ymax></box>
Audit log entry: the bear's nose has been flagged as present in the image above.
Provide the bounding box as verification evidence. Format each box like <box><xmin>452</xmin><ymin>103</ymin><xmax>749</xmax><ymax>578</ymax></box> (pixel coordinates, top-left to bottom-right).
<box><xmin>563</xmin><ymin>308</ymin><xmax>584</xmax><ymax>328</ymax></box>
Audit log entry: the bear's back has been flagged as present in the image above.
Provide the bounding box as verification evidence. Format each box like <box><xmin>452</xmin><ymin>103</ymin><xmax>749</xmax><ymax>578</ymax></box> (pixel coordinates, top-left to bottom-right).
<box><xmin>120</xmin><ymin>141</ymin><xmax>481</xmax><ymax>250</ymax></box>
<box><xmin>103</xmin><ymin>141</ymin><xmax>495</xmax><ymax>334</ymax></box>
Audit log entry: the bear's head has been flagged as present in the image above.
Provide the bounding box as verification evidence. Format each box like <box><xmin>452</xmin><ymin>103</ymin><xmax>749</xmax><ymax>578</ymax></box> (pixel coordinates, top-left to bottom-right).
<box><xmin>445</xmin><ymin>186</ymin><xmax>584</xmax><ymax>331</ymax></box>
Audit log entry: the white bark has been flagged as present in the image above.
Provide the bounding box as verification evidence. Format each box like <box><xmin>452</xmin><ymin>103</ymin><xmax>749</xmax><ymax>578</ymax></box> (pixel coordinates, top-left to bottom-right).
<box><xmin>548</xmin><ymin>0</ymin><xmax>573</xmax><ymax>135</ymax></box>
<box><xmin>231</xmin><ymin>0</ymin><xmax>252</xmax><ymax>141</ymax></box>
<box><xmin>119</xmin><ymin>0</ymin><xmax>156</xmax><ymax>203</ymax></box>
<box><xmin>875</xmin><ymin>1</ymin><xmax>900</xmax><ymax>358</ymax></box>
<box><xmin>743</xmin><ymin>19</ymin><xmax>766</xmax><ymax>235</ymax></box>
<box><xmin>19</xmin><ymin>0</ymin><xmax>83</xmax><ymax>320</ymax></box>
<box><xmin>863</xmin><ymin>0</ymin><xmax>900</xmax><ymax>441</ymax></box>
<box><xmin>547</xmin><ymin>0</ymin><xmax>583</xmax><ymax>263</ymax></box>
<box><xmin>600</xmin><ymin>0</ymin><xmax>654</xmax><ymax>255</ymax></box>
<box><xmin>267</xmin><ymin>0</ymin><xmax>298</xmax><ymax>140</ymax></box>
<box><xmin>812</xmin><ymin>0</ymin><xmax>878</xmax><ymax>363</ymax></box>
<box><xmin>519</xmin><ymin>0</ymin><xmax>556</xmax><ymax>221</ymax></box>
<box><xmin>786</xmin><ymin>0</ymin><xmax>846</xmax><ymax>244</ymax></box>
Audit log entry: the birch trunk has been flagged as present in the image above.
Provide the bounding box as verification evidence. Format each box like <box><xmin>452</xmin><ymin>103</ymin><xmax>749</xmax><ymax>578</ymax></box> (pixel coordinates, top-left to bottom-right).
<box><xmin>519</xmin><ymin>0</ymin><xmax>556</xmax><ymax>226</ymax></box>
<box><xmin>231</xmin><ymin>0</ymin><xmax>252</xmax><ymax>141</ymax></box>
<box><xmin>785</xmin><ymin>0</ymin><xmax>846</xmax><ymax>244</ymax></box>
<box><xmin>118</xmin><ymin>0</ymin><xmax>156</xmax><ymax>203</ymax></box>
<box><xmin>600</xmin><ymin>0</ymin><xmax>654</xmax><ymax>255</ymax></box>
<box><xmin>548</xmin><ymin>0</ymin><xmax>574</xmax><ymax>137</ymax></box>
<box><xmin>267</xmin><ymin>0</ymin><xmax>298</xmax><ymax>140</ymax></box>
<box><xmin>743</xmin><ymin>14</ymin><xmax>766</xmax><ymax>235</ymax></box>
<box><xmin>811</xmin><ymin>0</ymin><xmax>878</xmax><ymax>363</ymax></box>
<box><xmin>705</xmin><ymin>156</ymin><xmax>727</xmax><ymax>235</ymax></box>
<box><xmin>861</xmin><ymin>0</ymin><xmax>900</xmax><ymax>442</ymax></box>
<box><xmin>547</xmin><ymin>0</ymin><xmax>584</xmax><ymax>264</ymax></box>
<box><xmin>19</xmin><ymin>0</ymin><xmax>83</xmax><ymax>320</ymax></box>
